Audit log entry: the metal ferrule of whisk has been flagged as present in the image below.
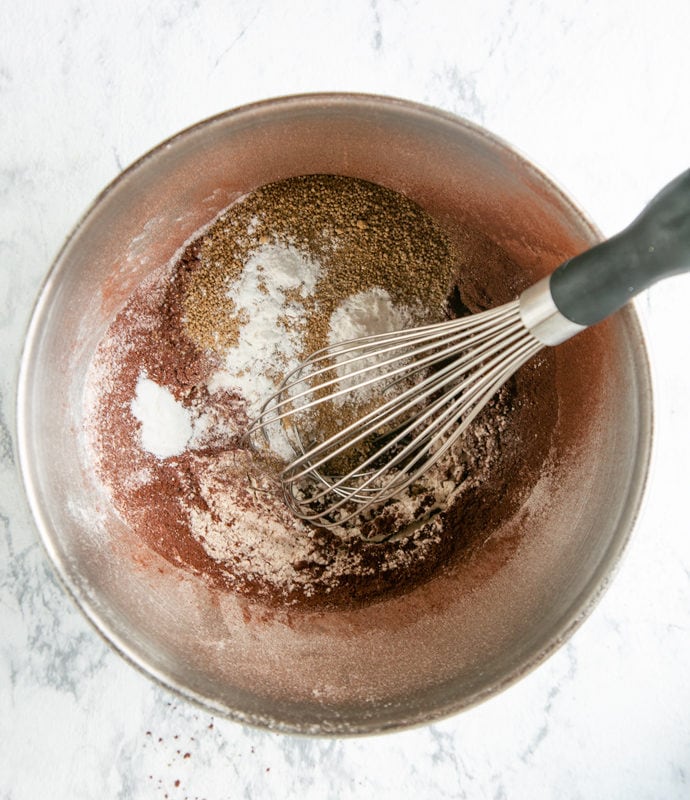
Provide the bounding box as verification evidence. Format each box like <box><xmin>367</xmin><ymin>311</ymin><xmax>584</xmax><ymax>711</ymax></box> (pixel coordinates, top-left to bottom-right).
<box><xmin>517</xmin><ymin>277</ymin><xmax>586</xmax><ymax>346</ymax></box>
<box><xmin>248</xmin><ymin>168</ymin><xmax>690</xmax><ymax>533</ymax></box>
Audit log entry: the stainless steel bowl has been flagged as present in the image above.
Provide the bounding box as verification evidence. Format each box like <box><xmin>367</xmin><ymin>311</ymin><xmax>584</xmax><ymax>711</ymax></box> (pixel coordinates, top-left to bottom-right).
<box><xmin>17</xmin><ymin>94</ymin><xmax>652</xmax><ymax>734</ymax></box>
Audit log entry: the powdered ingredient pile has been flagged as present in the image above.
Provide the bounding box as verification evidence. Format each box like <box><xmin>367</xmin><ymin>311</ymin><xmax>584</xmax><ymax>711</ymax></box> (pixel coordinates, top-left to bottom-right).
<box><xmin>84</xmin><ymin>175</ymin><xmax>554</xmax><ymax>608</ymax></box>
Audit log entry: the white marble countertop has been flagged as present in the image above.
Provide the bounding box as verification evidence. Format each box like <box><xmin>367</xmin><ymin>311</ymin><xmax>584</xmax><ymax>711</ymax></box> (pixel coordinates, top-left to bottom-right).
<box><xmin>2</xmin><ymin>1</ymin><xmax>689</xmax><ymax>797</ymax></box>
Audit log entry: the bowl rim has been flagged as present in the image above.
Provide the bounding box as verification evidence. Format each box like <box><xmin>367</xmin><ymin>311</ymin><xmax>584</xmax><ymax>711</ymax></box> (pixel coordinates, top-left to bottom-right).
<box><xmin>15</xmin><ymin>91</ymin><xmax>654</xmax><ymax>736</ymax></box>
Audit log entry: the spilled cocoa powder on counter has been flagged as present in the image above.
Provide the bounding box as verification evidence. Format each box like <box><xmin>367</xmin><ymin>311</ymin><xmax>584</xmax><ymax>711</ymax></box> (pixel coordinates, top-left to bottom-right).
<box><xmin>84</xmin><ymin>174</ymin><xmax>557</xmax><ymax>609</ymax></box>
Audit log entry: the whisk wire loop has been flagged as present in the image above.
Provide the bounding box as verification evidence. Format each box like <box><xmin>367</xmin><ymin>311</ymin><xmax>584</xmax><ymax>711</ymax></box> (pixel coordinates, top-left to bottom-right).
<box><xmin>249</xmin><ymin>304</ymin><xmax>521</xmax><ymax>433</ymax></box>
<box><xmin>280</xmin><ymin>329</ymin><xmax>541</xmax><ymax>524</ymax></box>
<box><xmin>250</xmin><ymin>300</ymin><xmax>544</xmax><ymax>527</ymax></box>
<box><xmin>283</xmin><ymin>318</ymin><xmax>530</xmax><ymax>482</ymax></box>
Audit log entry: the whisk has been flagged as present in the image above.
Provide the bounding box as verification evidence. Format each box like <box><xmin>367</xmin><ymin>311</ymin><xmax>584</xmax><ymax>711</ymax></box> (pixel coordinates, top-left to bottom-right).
<box><xmin>249</xmin><ymin>168</ymin><xmax>690</xmax><ymax>530</ymax></box>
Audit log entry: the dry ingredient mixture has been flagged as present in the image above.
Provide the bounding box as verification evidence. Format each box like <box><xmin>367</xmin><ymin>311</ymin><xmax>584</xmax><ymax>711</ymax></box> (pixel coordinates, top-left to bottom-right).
<box><xmin>84</xmin><ymin>175</ymin><xmax>556</xmax><ymax>608</ymax></box>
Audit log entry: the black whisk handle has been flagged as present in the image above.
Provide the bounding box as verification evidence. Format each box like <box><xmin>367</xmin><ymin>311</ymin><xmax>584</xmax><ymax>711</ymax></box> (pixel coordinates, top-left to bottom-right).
<box><xmin>549</xmin><ymin>168</ymin><xmax>690</xmax><ymax>327</ymax></box>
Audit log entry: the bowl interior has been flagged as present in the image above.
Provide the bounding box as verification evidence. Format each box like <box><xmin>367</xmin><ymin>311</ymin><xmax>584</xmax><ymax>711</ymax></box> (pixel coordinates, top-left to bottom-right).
<box><xmin>18</xmin><ymin>95</ymin><xmax>651</xmax><ymax>734</ymax></box>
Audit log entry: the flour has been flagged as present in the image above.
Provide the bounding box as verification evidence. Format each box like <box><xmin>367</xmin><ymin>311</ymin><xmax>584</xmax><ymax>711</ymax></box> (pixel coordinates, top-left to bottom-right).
<box><xmin>207</xmin><ymin>242</ymin><xmax>320</xmax><ymax>412</ymax></box>
<box><xmin>328</xmin><ymin>287</ymin><xmax>413</xmax><ymax>344</ymax></box>
<box><xmin>326</xmin><ymin>287</ymin><xmax>416</xmax><ymax>406</ymax></box>
<box><xmin>187</xmin><ymin>449</ymin><xmax>444</xmax><ymax>587</ymax></box>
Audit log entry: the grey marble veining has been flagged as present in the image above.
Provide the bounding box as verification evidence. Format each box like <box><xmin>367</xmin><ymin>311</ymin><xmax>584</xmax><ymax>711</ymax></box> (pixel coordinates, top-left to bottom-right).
<box><xmin>2</xmin><ymin>0</ymin><xmax>690</xmax><ymax>797</ymax></box>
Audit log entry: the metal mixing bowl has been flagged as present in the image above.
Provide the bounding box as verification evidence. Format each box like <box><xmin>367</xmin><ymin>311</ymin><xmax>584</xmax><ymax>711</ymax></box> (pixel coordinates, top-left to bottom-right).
<box><xmin>17</xmin><ymin>94</ymin><xmax>652</xmax><ymax>734</ymax></box>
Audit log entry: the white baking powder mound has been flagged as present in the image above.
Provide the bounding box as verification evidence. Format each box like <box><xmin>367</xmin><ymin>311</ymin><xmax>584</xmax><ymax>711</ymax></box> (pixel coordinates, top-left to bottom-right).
<box><xmin>130</xmin><ymin>372</ymin><xmax>193</xmax><ymax>459</ymax></box>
